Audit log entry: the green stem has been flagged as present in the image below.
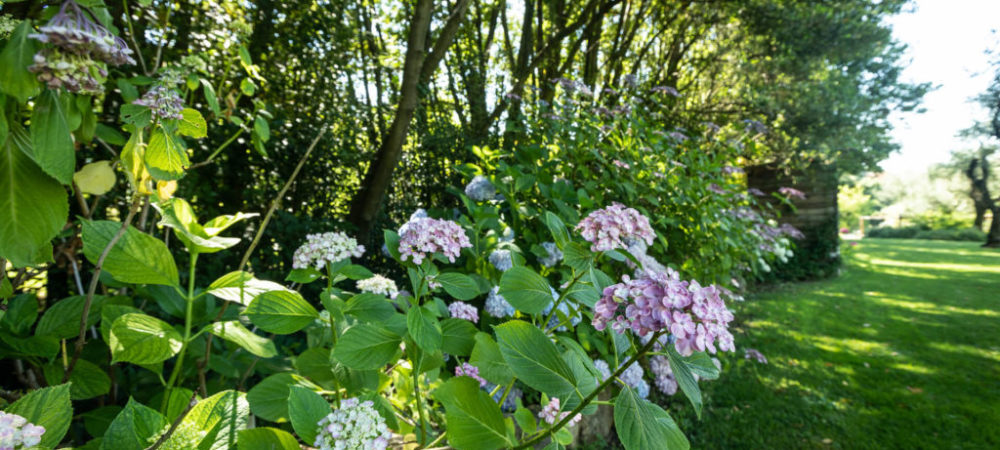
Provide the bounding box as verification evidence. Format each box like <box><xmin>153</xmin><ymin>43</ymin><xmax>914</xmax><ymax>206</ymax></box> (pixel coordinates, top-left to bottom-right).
<box><xmin>189</xmin><ymin>128</ymin><xmax>244</xmax><ymax>169</ymax></box>
<box><xmin>542</xmin><ymin>270</ymin><xmax>586</xmax><ymax>333</ymax></box>
<box><xmin>514</xmin><ymin>329</ymin><xmax>666</xmax><ymax>449</ymax></box>
<box><xmin>497</xmin><ymin>377</ymin><xmax>516</xmax><ymax>409</ymax></box>
<box><xmin>413</xmin><ymin>368</ymin><xmax>429</xmax><ymax>447</ymax></box>
<box><xmin>162</xmin><ymin>252</ymin><xmax>199</xmax><ymax>412</ymax></box>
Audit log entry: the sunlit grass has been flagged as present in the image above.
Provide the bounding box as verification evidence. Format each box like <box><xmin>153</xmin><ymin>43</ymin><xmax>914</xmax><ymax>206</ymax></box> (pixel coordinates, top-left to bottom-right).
<box><xmin>668</xmin><ymin>239</ymin><xmax>1000</xmax><ymax>449</ymax></box>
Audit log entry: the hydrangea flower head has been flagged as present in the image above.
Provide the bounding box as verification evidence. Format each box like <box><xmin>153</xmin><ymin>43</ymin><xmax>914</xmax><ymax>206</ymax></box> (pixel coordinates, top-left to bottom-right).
<box><xmin>538</xmin><ymin>397</ymin><xmax>581</xmax><ymax>426</ymax></box>
<box><xmin>464</xmin><ymin>176</ymin><xmax>496</xmax><ymax>201</ymax></box>
<box><xmin>489</xmin><ymin>249</ymin><xmax>513</xmax><ymax>271</ymax></box>
<box><xmin>455</xmin><ymin>362</ymin><xmax>487</xmax><ymax>387</ymax></box>
<box><xmin>398</xmin><ymin>217</ymin><xmax>471</xmax><ymax>265</ymax></box>
<box><xmin>314</xmin><ymin>397</ymin><xmax>391</xmax><ymax>450</ymax></box>
<box><xmin>650</xmin><ymin>355</ymin><xmax>678</xmax><ymax>395</ymax></box>
<box><xmin>292</xmin><ymin>231</ymin><xmax>365</xmax><ymax>270</ymax></box>
<box><xmin>576</xmin><ymin>203</ymin><xmax>655</xmax><ymax>252</ymax></box>
<box><xmin>0</xmin><ymin>411</ymin><xmax>45</xmax><ymax>449</ymax></box>
<box><xmin>448</xmin><ymin>301</ymin><xmax>479</xmax><ymax>323</ymax></box>
<box><xmin>539</xmin><ymin>242</ymin><xmax>563</xmax><ymax>267</ymax></box>
<box><xmin>485</xmin><ymin>287</ymin><xmax>515</xmax><ymax>318</ymax></box>
<box><xmin>356</xmin><ymin>274</ymin><xmax>398</xmax><ymax>298</ymax></box>
<box><xmin>778</xmin><ymin>186</ymin><xmax>806</xmax><ymax>200</ymax></box>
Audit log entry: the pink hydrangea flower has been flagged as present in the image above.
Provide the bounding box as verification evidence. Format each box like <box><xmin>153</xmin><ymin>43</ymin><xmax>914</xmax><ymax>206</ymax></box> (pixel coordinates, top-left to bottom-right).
<box><xmin>448</xmin><ymin>301</ymin><xmax>479</xmax><ymax>323</ymax></box>
<box><xmin>455</xmin><ymin>362</ymin><xmax>487</xmax><ymax>387</ymax></box>
<box><xmin>575</xmin><ymin>203</ymin><xmax>655</xmax><ymax>252</ymax></box>
<box><xmin>778</xmin><ymin>186</ymin><xmax>806</xmax><ymax>200</ymax></box>
<box><xmin>538</xmin><ymin>397</ymin><xmax>581</xmax><ymax>426</ymax></box>
<box><xmin>398</xmin><ymin>217</ymin><xmax>472</xmax><ymax>265</ymax></box>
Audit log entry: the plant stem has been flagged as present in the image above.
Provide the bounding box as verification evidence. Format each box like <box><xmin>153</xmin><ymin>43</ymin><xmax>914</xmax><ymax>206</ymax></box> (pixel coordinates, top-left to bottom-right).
<box><xmin>514</xmin><ymin>329</ymin><xmax>666</xmax><ymax>449</ymax></box>
<box><xmin>413</xmin><ymin>368</ymin><xmax>429</xmax><ymax>447</ymax></box>
<box><xmin>162</xmin><ymin>251</ymin><xmax>199</xmax><ymax>409</ymax></box>
<box><xmin>64</xmin><ymin>196</ymin><xmax>143</xmax><ymax>382</ymax></box>
<box><xmin>542</xmin><ymin>270</ymin><xmax>586</xmax><ymax>333</ymax></box>
<box><xmin>497</xmin><ymin>377</ymin><xmax>515</xmax><ymax>409</ymax></box>
<box><xmin>188</xmin><ymin>128</ymin><xmax>245</xmax><ymax>169</ymax></box>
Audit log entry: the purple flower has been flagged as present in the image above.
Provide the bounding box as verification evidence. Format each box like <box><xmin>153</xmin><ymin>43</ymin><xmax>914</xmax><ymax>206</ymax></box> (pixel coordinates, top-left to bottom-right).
<box><xmin>538</xmin><ymin>397</ymin><xmax>581</xmax><ymax>426</ymax></box>
<box><xmin>575</xmin><ymin>203</ymin><xmax>655</xmax><ymax>253</ymax></box>
<box><xmin>650</xmin><ymin>355</ymin><xmax>678</xmax><ymax>395</ymax></box>
<box><xmin>744</xmin><ymin>348</ymin><xmax>768</xmax><ymax>364</ymax></box>
<box><xmin>778</xmin><ymin>187</ymin><xmax>806</xmax><ymax>201</ymax></box>
<box><xmin>398</xmin><ymin>217</ymin><xmax>471</xmax><ymax>265</ymax></box>
<box><xmin>448</xmin><ymin>301</ymin><xmax>479</xmax><ymax>323</ymax></box>
<box><xmin>133</xmin><ymin>85</ymin><xmax>185</xmax><ymax>121</ymax></box>
<box><xmin>613</xmin><ymin>160</ymin><xmax>631</xmax><ymax>169</ymax></box>
<box><xmin>30</xmin><ymin>0</ymin><xmax>135</xmax><ymax>66</ymax></box>
<box><xmin>455</xmin><ymin>362</ymin><xmax>487</xmax><ymax>387</ymax></box>
<box><xmin>708</xmin><ymin>183</ymin><xmax>726</xmax><ymax>195</ymax></box>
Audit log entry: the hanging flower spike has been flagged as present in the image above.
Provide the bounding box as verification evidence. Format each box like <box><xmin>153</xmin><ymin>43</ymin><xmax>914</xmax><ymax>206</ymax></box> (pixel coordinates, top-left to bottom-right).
<box><xmin>30</xmin><ymin>0</ymin><xmax>134</xmax><ymax>66</ymax></box>
<box><xmin>291</xmin><ymin>231</ymin><xmax>365</xmax><ymax>271</ymax></box>
<box><xmin>132</xmin><ymin>85</ymin><xmax>185</xmax><ymax>121</ymax></box>
<box><xmin>398</xmin><ymin>217</ymin><xmax>471</xmax><ymax>265</ymax></box>
<box><xmin>314</xmin><ymin>398</ymin><xmax>392</xmax><ymax>450</ymax></box>
<box><xmin>575</xmin><ymin>203</ymin><xmax>655</xmax><ymax>253</ymax></box>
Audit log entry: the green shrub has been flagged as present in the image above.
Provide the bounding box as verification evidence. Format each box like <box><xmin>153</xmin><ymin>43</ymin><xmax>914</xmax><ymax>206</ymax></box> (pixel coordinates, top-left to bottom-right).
<box><xmin>867</xmin><ymin>226</ymin><xmax>985</xmax><ymax>242</ymax></box>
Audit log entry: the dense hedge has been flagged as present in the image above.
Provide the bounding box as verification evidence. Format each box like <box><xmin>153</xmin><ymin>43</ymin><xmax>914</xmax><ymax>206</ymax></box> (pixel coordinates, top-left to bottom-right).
<box><xmin>867</xmin><ymin>226</ymin><xmax>986</xmax><ymax>242</ymax></box>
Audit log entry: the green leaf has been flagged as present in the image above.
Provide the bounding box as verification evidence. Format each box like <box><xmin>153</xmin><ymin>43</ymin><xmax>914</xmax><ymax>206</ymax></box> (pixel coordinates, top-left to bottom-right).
<box><xmin>344</xmin><ymin>293</ymin><xmax>395</xmax><ymax>322</ymax></box>
<box><xmin>162</xmin><ymin>390</ymin><xmax>250</xmax><ymax>450</ymax></box>
<box><xmin>286</xmin><ymin>268</ymin><xmax>322</xmax><ymax>284</ymax></box>
<box><xmin>145</xmin><ymin>126</ymin><xmax>189</xmax><ymax>181</ymax></box>
<box><xmin>119</xmin><ymin>103</ymin><xmax>152</xmax><ymax>128</ymax></box>
<box><xmin>109</xmin><ymin>313</ymin><xmax>184</xmax><ymax>364</ymax></box>
<box><xmin>200</xmin><ymin>79</ymin><xmax>221</xmax><ymax>116</ymax></box>
<box><xmin>237</xmin><ymin>427</ymin><xmax>299</xmax><ymax>450</ymax></box>
<box><xmin>245</xmin><ymin>290</ymin><xmax>318</xmax><ymax>334</ymax></box>
<box><xmin>35</xmin><ymin>295</ymin><xmax>106</xmax><ymax>338</ymax></box>
<box><xmin>331</xmin><ymin>324</ymin><xmax>401</xmax><ymax>370</ymax></box>
<box><xmin>0</xmin><ymin>293</ymin><xmax>37</xmax><ymax>335</ymax></box>
<box><xmin>0</xmin><ymin>332</ymin><xmax>58</xmax><ymax>358</ymax></box>
<box><xmin>100</xmin><ymin>398</ymin><xmax>169</xmax><ymax>450</ymax></box>
<box><xmin>0</xmin><ymin>126</ymin><xmax>67</xmax><ymax>267</ymax></box>
<box><xmin>207</xmin><ymin>271</ymin><xmax>290</xmax><ymax>305</ymax></box>
<box><xmin>240</xmin><ymin>78</ymin><xmax>256</xmax><ymax>96</ymax></box>
<box><xmin>544</xmin><ymin>211</ymin><xmax>571</xmax><ymax>248</ymax></box>
<box><xmin>614</xmin><ymin>386</ymin><xmax>690</xmax><ymax>450</ymax></box>
<box><xmin>494</xmin><ymin>320</ymin><xmax>576</xmax><ymax>398</ymax></box>
<box><xmin>82</xmin><ymin>220</ymin><xmax>179</xmax><ymax>286</ymax></box>
<box><xmin>82</xmin><ymin>405</ymin><xmax>121</xmax><ymax>439</ymax></box>
<box><xmin>666</xmin><ymin>345</ymin><xmax>704</xmax><ymax>418</ymax></box>
<box><xmin>437</xmin><ymin>272</ymin><xmax>479</xmax><ymax>300</ymax></box>
<box><xmin>562</xmin><ymin>242</ymin><xmax>592</xmax><ymax>273</ymax></box>
<box><xmin>514</xmin><ymin>406</ymin><xmax>537</xmax><ymax>435</ymax></box>
<box><xmin>407</xmin><ymin>304</ymin><xmax>442</xmax><ymax>352</ymax></box>
<box><xmin>680</xmin><ymin>351</ymin><xmax>721</xmax><ymax>380</ymax></box>
<box><xmin>43</xmin><ymin>359</ymin><xmax>110</xmax><ymax>400</ymax></box>
<box><xmin>0</xmin><ymin>22</ymin><xmax>41</xmax><ymax>102</ymax></box>
<box><xmin>247</xmin><ymin>373</ymin><xmax>320</xmax><ymax>423</ymax></box>
<box><xmin>287</xmin><ymin>385</ymin><xmax>330</xmax><ymax>444</ymax></box>
<box><xmin>294</xmin><ymin>347</ymin><xmax>335</xmax><ymax>386</ymax></box>
<box><xmin>30</xmin><ymin>89</ymin><xmax>75</xmax><ymax>184</ymax></box>
<box><xmin>339</xmin><ymin>264</ymin><xmax>372</xmax><ymax>280</ymax></box>
<box><xmin>207</xmin><ymin>320</ymin><xmax>278</xmax><ymax>358</ymax></box>
<box><xmin>253</xmin><ymin>115</ymin><xmax>270</xmax><ymax>142</ymax></box>
<box><xmin>117</xmin><ymin>79</ymin><xmax>139</xmax><ymax>102</ymax></box>
<box><xmin>179</xmin><ymin>108</ymin><xmax>207</xmax><ymax>138</ymax></box>
<box><xmin>440</xmin><ymin>318</ymin><xmax>477</xmax><ymax>356</ymax></box>
<box><xmin>433</xmin><ymin>377</ymin><xmax>514</xmax><ymax>450</ymax></box>
<box><xmin>499</xmin><ymin>267</ymin><xmax>553</xmax><ymax>314</ymax></box>
<box><xmin>6</xmin><ymin>383</ymin><xmax>72</xmax><ymax>448</ymax></box>
<box><xmin>95</xmin><ymin>123</ymin><xmax>127</xmax><ymax>146</ymax></box>
<box><xmin>470</xmin><ymin>332</ymin><xmax>513</xmax><ymax>385</ymax></box>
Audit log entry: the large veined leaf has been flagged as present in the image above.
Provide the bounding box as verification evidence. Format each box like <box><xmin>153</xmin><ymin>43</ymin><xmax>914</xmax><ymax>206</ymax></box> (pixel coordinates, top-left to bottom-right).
<box><xmin>247</xmin><ymin>373</ymin><xmax>320</xmax><ymax>423</ymax></box>
<box><xmin>331</xmin><ymin>324</ymin><xmax>401</xmax><ymax>370</ymax></box>
<box><xmin>81</xmin><ymin>220</ymin><xmax>179</xmax><ymax>286</ymax></box>
<box><xmin>0</xmin><ymin>22</ymin><xmax>41</xmax><ymax>102</ymax></box>
<box><xmin>100</xmin><ymin>398</ymin><xmax>169</xmax><ymax>450</ymax></box>
<box><xmin>145</xmin><ymin>126</ymin><xmax>189</xmax><ymax>181</ymax></box>
<box><xmin>35</xmin><ymin>295</ymin><xmax>107</xmax><ymax>338</ymax></box>
<box><xmin>287</xmin><ymin>385</ymin><xmax>330</xmax><ymax>444</ymax></box>
<box><xmin>440</xmin><ymin>318</ymin><xmax>477</xmax><ymax>357</ymax></box>
<box><xmin>495</xmin><ymin>320</ymin><xmax>577</xmax><ymax>398</ymax></box>
<box><xmin>237</xmin><ymin>427</ymin><xmax>299</xmax><ymax>450</ymax></box>
<box><xmin>6</xmin><ymin>383</ymin><xmax>72</xmax><ymax>448</ymax></box>
<box><xmin>245</xmin><ymin>290</ymin><xmax>319</xmax><ymax>334</ymax></box>
<box><xmin>433</xmin><ymin>377</ymin><xmax>514</xmax><ymax>450</ymax></box>
<box><xmin>407</xmin><ymin>304</ymin><xmax>442</xmax><ymax>352</ymax></box>
<box><xmin>30</xmin><ymin>89</ymin><xmax>75</xmax><ymax>184</ymax></box>
<box><xmin>109</xmin><ymin>313</ymin><xmax>184</xmax><ymax>364</ymax></box>
<box><xmin>178</xmin><ymin>108</ymin><xmax>208</xmax><ymax>138</ymax></box>
<box><xmin>666</xmin><ymin>345</ymin><xmax>704</xmax><ymax>418</ymax></box>
<box><xmin>544</xmin><ymin>211</ymin><xmax>571</xmax><ymax>248</ymax></box>
<box><xmin>469</xmin><ymin>332</ymin><xmax>513</xmax><ymax>385</ymax></box>
<box><xmin>207</xmin><ymin>320</ymin><xmax>277</xmax><ymax>358</ymax></box>
<box><xmin>0</xmin><ymin>125</ymin><xmax>67</xmax><ymax>267</ymax></box>
<box><xmin>161</xmin><ymin>390</ymin><xmax>250</xmax><ymax>450</ymax></box>
<box><xmin>499</xmin><ymin>267</ymin><xmax>554</xmax><ymax>314</ymax></box>
<box><xmin>206</xmin><ymin>271</ymin><xmax>290</xmax><ymax>305</ymax></box>
<box><xmin>437</xmin><ymin>272</ymin><xmax>479</xmax><ymax>300</ymax></box>
<box><xmin>0</xmin><ymin>293</ymin><xmax>37</xmax><ymax>336</ymax></box>
<box><xmin>614</xmin><ymin>386</ymin><xmax>690</xmax><ymax>450</ymax></box>
<box><xmin>344</xmin><ymin>293</ymin><xmax>395</xmax><ymax>322</ymax></box>
<box><xmin>43</xmin><ymin>359</ymin><xmax>111</xmax><ymax>400</ymax></box>
<box><xmin>294</xmin><ymin>347</ymin><xmax>335</xmax><ymax>386</ymax></box>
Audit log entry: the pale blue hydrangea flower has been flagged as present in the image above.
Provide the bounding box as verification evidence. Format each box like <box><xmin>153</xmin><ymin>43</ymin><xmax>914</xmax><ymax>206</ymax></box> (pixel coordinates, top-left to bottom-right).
<box><xmin>485</xmin><ymin>287</ymin><xmax>515</xmax><ymax>318</ymax></box>
<box><xmin>539</xmin><ymin>242</ymin><xmax>563</xmax><ymax>267</ymax></box>
<box><xmin>489</xmin><ymin>249</ymin><xmax>513</xmax><ymax>271</ymax></box>
<box><xmin>465</xmin><ymin>176</ymin><xmax>496</xmax><ymax>201</ymax></box>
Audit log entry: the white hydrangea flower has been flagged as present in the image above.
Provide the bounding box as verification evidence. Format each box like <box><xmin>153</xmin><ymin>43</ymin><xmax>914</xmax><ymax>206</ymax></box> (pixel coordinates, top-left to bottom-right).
<box><xmin>314</xmin><ymin>398</ymin><xmax>392</xmax><ymax>450</ymax></box>
<box><xmin>292</xmin><ymin>231</ymin><xmax>365</xmax><ymax>271</ymax></box>
<box><xmin>0</xmin><ymin>412</ymin><xmax>46</xmax><ymax>449</ymax></box>
<box><xmin>356</xmin><ymin>274</ymin><xmax>398</xmax><ymax>298</ymax></box>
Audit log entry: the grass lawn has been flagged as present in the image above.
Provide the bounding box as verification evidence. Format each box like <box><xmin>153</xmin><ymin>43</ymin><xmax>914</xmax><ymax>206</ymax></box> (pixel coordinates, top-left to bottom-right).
<box><xmin>670</xmin><ymin>239</ymin><xmax>1000</xmax><ymax>449</ymax></box>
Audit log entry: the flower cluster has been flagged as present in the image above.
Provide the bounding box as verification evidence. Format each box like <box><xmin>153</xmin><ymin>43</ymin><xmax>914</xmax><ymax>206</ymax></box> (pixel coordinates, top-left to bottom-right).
<box><xmin>455</xmin><ymin>362</ymin><xmax>487</xmax><ymax>387</ymax></box>
<box><xmin>314</xmin><ymin>398</ymin><xmax>392</xmax><ymax>450</ymax></box>
<box><xmin>778</xmin><ymin>186</ymin><xmax>806</xmax><ymax>201</ymax></box>
<box><xmin>28</xmin><ymin>49</ymin><xmax>106</xmax><ymax>94</ymax></box>
<box><xmin>538</xmin><ymin>397</ymin><xmax>581</xmax><ymax>426</ymax></box>
<box><xmin>539</xmin><ymin>242</ymin><xmax>563</xmax><ymax>267</ymax></box>
<box><xmin>619</xmin><ymin>361</ymin><xmax>650</xmax><ymax>399</ymax></box>
<box><xmin>576</xmin><ymin>203</ymin><xmax>655</xmax><ymax>252</ymax></box>
<box><xmin>292</xmin><ymin>231</ymin><xmax>365</xmax><ymax>270</ymax></box>
<box><xmin>0</xmin><ymin>412</ymin><xmax>45</xmax><ymax>449</ymax></box>
<box><xmin>464</xmin><ymin>176</ymin><xmax>496</xmax><ymax>201</ymax></box>
<box><xmin>398</xmin><ymin>217</ymin><xmax>471</xmax><ymax>265</ymax></box>
<box><xmin>593</xmin><ymin>268</ymin><xmax>735</xmax><ymax>356</ymax></box>
<box><xmin>133</xmin><ymin>85</ymin><xmax>185</xmax><ymax>121</ymax></box>
<box><xmin>448</xmin><ymin>301</ymin><xmax>479</xmax><ymax>323</ymax></box>
<box><xmin>649</xmin><ymin>355</ymin><xmax>678</xmax><ymax>395</ymax></box>
<box><xmin>488</xmin><ymin>249</ymin><xmax>513</xmax><ymax>271</ymax></box>
<box><xmin>356</xmin><ymin>275</ymin><xmax>398</xmax><ymax>298</ymax></box>
<box><xmin>744</xmin><ymin>348</ymin><xmax>768</xmax><ymax>364</ymax></box>
<box><xmin>485</xmin><ymin>287</ymin><xmax>516</xmax><ymax>318</ymax></box>
<box><xmin>0</xmin><ymin>15</ymin><xmax>18</xmax><ymax>40</ymax></box>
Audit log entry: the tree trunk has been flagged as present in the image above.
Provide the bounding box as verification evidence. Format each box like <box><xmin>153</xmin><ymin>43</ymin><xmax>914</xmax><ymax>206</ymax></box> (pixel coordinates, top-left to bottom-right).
<box><xmin>985</xmin><ymin>206</ymin><xmax>1000</xmax><ymax>247</ymax></box>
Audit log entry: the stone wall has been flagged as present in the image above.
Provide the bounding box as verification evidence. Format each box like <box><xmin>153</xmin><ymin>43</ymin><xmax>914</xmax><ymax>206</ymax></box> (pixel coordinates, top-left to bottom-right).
<box><xmin>747</xmin><ymin>162</ymin><xmax>840</xmax><ymax>280</ymax></box>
